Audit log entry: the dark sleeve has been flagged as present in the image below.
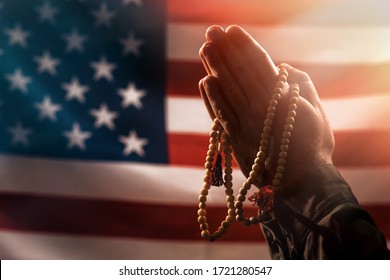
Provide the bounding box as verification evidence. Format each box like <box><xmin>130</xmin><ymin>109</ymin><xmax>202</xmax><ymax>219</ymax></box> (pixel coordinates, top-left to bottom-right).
<box><xmin>260</xmin><ymin>164</ymin><xmax>390</xmax><ymax>259</ymax></box>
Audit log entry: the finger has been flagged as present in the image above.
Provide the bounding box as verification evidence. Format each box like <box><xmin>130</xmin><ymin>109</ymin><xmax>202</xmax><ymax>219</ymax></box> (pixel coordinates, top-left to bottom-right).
<box><xmin>199</xmin><ymin>42</ymin><xmax>249</xmax><ymax>115</ymax></box>
<box><xmin>278</xmin><ymin>63</ymin><xmax>323</xmax><ymax>113</ymax></box>
<box><xmin>225</xmin><ymin>25</ymin><xmax>279</xmax><ymax>95</ymax></box>
<box><xmin>199</xmin><ymin>43</ymin><xmax>212</xmax><ymax>75</ymax></box>
<box><xmin>198</xmin><ymin>77</ymin><xmax>216</xmax><ymax>120</ymax></box>
<box><xmin>202</xmin><ymin>75</ymin><xmax>240</xmax><ymax>137</ymax></box>
<box><xmin>205</xmin><ymin>26</ymin><xmax>267</xmax><ymax>105</ymax></box>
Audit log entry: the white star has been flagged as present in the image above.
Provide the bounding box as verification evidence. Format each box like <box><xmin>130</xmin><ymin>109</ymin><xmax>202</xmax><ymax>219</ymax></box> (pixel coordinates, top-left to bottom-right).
<box><xmin>5</xmin><ymin>69</ymin><xmax>32</xmax><ymax>93</ymax></box>
<box><xmin>92</xmin><ymin>3</ymin><xmax>115</xmax><ymax>28</ymax></box>
<box><xmin>63</xmin><ymin>29</ymin><xmax>87</xmax><ymax>53</ymax></box>
<box><xmin>4</xmin><ymin>24</ymin><xmax>31</xmax><ymax>48</ymax></box>
<box><xmin>62</xmin><ymin>77</ymin><xmax>89</xmax><ymax>103</ymax></box>
<box><xmin>63</xmin><ymin>123</ymin><xmax>91</xmax><ymax>150</ymax></box>
<box><xmin>35</xmin><ymin>96</ymin><xmax>62</xmax><ymax>121</ymax></box>
<box><xmin>119</xmin><ymin>130</ymin><xmax>148</xmax><ymax>157</ymax></box>
<box><xmin>120</xmin><ymin>33</ymin><xmax>143</xmax><ymax>56</ymax></box>
<box><xmin>122</xmin><ymin>0</ymin><xmax>143</xmax><ymax>7</ymax></box>
<box><xmin>90</xmin><ymin>103</ymin><xmax>118</xmax><ymax>130</ymax></box>
<box><xmin>34</xmin><ymin>51</ymin><xmax>61</xmax><ymax>75</ymax></box>
<box><xmin>118</xmin><ymin>82</ymin><xmax>146</xmax><ymax>109</ymax></box>
<box><xmin>90</xmin><ymin>56</ymin><xmax>116</xmax><ymax>81</ymax></box>
<box><xmin>36</xmin><ymin>1</ymin><xmax>59</xmax><ymax>24</ymax></box>
<box><xmin>8</xmin><ymin>122</ymin><xmax>32</xmax><ymax>146</ymax></box>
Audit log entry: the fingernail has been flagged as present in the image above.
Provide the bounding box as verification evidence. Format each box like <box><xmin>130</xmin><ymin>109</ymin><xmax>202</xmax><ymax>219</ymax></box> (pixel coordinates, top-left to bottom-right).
<box><xmin>206</xmin><ymin>25</ymin><xmax>224</xmax><ymax>41</ymax></box>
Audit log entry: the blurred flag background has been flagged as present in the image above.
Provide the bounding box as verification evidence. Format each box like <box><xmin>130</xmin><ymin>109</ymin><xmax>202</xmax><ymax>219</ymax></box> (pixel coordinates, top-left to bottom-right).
<box><xmin>0</xmin><ymin>0</ymin><xmax>390</xmax><ymax>259</ymax></box>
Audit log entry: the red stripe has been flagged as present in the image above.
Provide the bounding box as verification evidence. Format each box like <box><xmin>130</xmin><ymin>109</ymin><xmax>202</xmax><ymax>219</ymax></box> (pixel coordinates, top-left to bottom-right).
<box><xmin>167</xmin><ymin>0</ymin><xmax>329</xmax><ymax>25</ymax></box>
<box><xmin>0</xmin><ymin>193</ymin><xmax>389</xmax><ymax>242</ymax></box>
<box><xmin>0</xmin><ymin>192</ymin><xmax>263</xmax><ymax>242</ymax></box>
<box><xmin>169</xmin><ymin>131</ymin><xmax>390</xmax><ymax>167</ymax></box>
<box><xmin>168</xmin><ymin>61</ymin><xmax>390</xmax><ymax>99</ymax></box>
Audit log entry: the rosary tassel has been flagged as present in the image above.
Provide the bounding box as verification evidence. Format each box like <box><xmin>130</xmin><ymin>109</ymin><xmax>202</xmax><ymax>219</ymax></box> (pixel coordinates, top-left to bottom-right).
<box><xmin>210</xmin><ymin>153</ymin><xmax>224</xmax><ymax>186</ymax></box>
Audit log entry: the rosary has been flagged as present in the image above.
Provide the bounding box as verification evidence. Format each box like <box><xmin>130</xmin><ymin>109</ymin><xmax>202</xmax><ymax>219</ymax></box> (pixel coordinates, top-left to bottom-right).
<box><xmin>197</xmin><ymin>67</ymin><xmax>300</xmax><ymax>242</ymax></box>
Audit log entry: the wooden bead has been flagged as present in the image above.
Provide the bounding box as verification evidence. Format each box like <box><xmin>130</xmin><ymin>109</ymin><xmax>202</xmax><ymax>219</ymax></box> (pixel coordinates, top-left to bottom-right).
<box><xmin>222</xmin><ymin>140</ymin><xmax>230</xmax><ymax>147</ymax></box>
<box><xmin>237</xmin><ymin>194</ymin><xmax>246</xmax><ymax>202</ymax></box>
<box><xmin>209</xmin><ymin>130</ymin><xmax>218</xmax><ymax>137</ymax></box>
<box><xmin>214</xmin><ymin>231</ymin><xmax>222</xmax><ymax>239</ymax></box>
<box><xmin>291</xmin><ymin>90</ymin><xmax>300</xmax><ymax>98</ymax></box>
<box><xmin>221</xmin><ymin>221</ymin><xmax>229</xmax><ymax>228</ymax></box>
<box><xmin>284</xmin><ymin>124</ymin><xmax>293</xmax><ymax>132</ymax></box>
<box><xmin>218</xmin><ymin>226</ymin><xmax>227</xmax><ymax>234</ymax></box>
<box><xmin>269</xmin><ymin>99</ymin><xmax>278</xmax><ymax>107</ymax></box>
<box><xmin>288</xmin><ymin>110</ymin><xmax>297</xmax><ymax>118</ymax></box>
<box><xmin>199</xmin><ymin>202</ymin><xmax>206</xmax><ymax>209</ymax></box>
<box><xmin>288</xmin><ymin>104</ymin><xmax>297</xmax><ymax>111</ymax></box>
<box><xmin>209</xmin><ymin>137</ymin><xmax>217</xmax><ymax>144</ymax></box>
<box><xmin>198</xmin><ymin>195</ymin><xmax>207</xmax><ymax>203</ymax></box>
<box><xmin>224</xmin><ymin>147</ymin><xmax>232</xmax><ymax>154</ymax></box>
<box><xmin>227</xmin><ymin>202</ymin><xmax>234</xmax><ymax>209</ymax></box>
<box><xmin>208</xmin><ymin>235</ymin><xmax>216</xmax><ymax>242</ymax></box>
<box><xmin>249</xmin><ymin>170</ymin><xmax>258</xmax><ymax>180</ymax></box>
<box><xmin>276</xmin><ymin>165</ymin><xmax>285</xmax><ymax>173</ymax></box>
<box><xmin>263</xmin><ymin>125</ymin><xmax>272</xmax><ymax>134</ymax></box>
<box><xmin>264</xmin><ymin>118</ymin><xmax>273</xmax><ymax>126</ymax></box>
<box><xmin>281</xmin><ymin>138</ymin><xmax>290</xmax><ymax>145</ymax></box>
<box><xmin>276</xmin><ymin>80</ymin><xmax>285</xmax><ymax>89</ymax></box>
<box><xmin>201</xmin><ymin>189</ymin><xmax>208</xmax><ymax>196</ymax></box>
<box><xmin>267</xmin><ymin>106</ymin><xmax>276</xmax><ymax>113</ymax></box>
<box><xmin>234</xmin><ymin>201</ymin><xmax>243</xmax><ymax>209</ymax></box>
<box><xmin>203</xmin><ymin>183</ymin><xmax>211</xmax><ymax>190</ymax></box>
<box><xmin>201</xmin><ymin>230</ymin><xmax>210</xmax><ymax>238</ymax></box>
<box><xmin>256</xmin><ymin>150</ymin><xmax>266</xmax><ymax>160</ymax></box>
<box><xmin>290</xmin><ymin>96</ymin><xmax>299</xmax><ymax>104</ymax></box>
<box><xmin>224</xmin><ymin>174</ymin><xmax>232</xmax><ymax>182</ymax></box>
<box><xmin>278</xmin><ymin>158</ymin><xmax>286</xmax><ymax>166</ymax></box>
<box><xmin>243</xmin><ymin>219</ymin><xmax>251</xmax><ymax>227</ymax></box>
<box><xmin>252</xmin><ymin>163</ymin><xmax>261</xmax><ymax>172</ymax></box>
<box><xmin>278</xmin><ymin>74</ymin><xmax>287</xmax><ymax>83</ymax></box>
<box><xmin>228</xmin><ymin>209</ymin><xmax>235</xmax><ymax>216</ymax></box>
<box><xmin>280</xmin><ymin>145</ymin><xmax>289</xmax><ymax>152</ymax></box>
<box><xmin>226</xmin><ymin>215</ymin><xmax>235</xmax><ymax>223</ymax></box>
<box><xmin>235</xmin><ymin>207</ymin><xmax>244</xmax><ymax>215</ymax></box>
<box><xmin>275</xmin><ymin>172</ymin><xmax>284</xmax><ymax>180</ymax></box>
<box><xmin>286</xmin><ymin>116</ymin><xmax>295</xmax><ymax>124</ymax></box>
<box><xmin>225</xmin><ymin>167</ymin><xmax>233</xmax><ymax>175</ymax></box>
<box><xmin>198</xmin><ymin>216</ymin><xmax>207</xmax><ymax>224</ymax></box>
<box><xmin>266</xmin><ymin>112</ymin><xmax>276</xmax><ymax>120</ymax></box>
<box><xmin>250</xmin><ymin>216</ymin><xmax>259</xmax><ymax>224</ymax></box>
<box><xmin>207</xmin><ymin>150</ymin><xmax>215</xmax><ymax>157</ymax></box>
<box><xmin>206</xmin><ymin>156</ymin><xmax>214</xmax><ymax>162</ymax></box>
<box><xmin>222</xmin><ymin>132</ymin><xmax>229</xmax><ymax>140</ymax></box>
<box><xmin>236</xmin><ymin>215</ymin><xmax>244</xmax><ymax>222</ymax></box>
<box><xmin>200</xmin><ymin>223</ymin><xmax>208</xmax><ymax>230</ymax></box>
<box><xmin>242</xmin><ymin>182</ymin><xmax>252</xmax><ymax>191</ymax></box>
<box><xmin>272</xmin><ymin>178</ymin><xmax>281</xmax><ymax>187</ymax></box>
<box><xmin>279</xmin><ymin>151</ymin><xmax>288</xmax><ymax>159</ymax></box>
<box><xmin>282</xmin><ymin>131</ymin><xmax>291</xmax><ymax>139</ymax></box>
<box><xmin>272</xmin><ymin>93</ymin><xmax>282</xmax><ymax>101</ymax></box>
<box><xmin>226</xmin><ymin>195</ymin><xmax>234</xmax><ymax>203</ymax></box>
<box><xmin>208</xmin><ymin>143</ymin><xmax>216</xmax><ymax>151</ymax></box>
<box><xmin>204</xmin><ymin>162</ymin><xmax>213</xmax><ymax>169</ymax></box>
<box><xmin>265</xmin><ymin>157</ymin><xmax>273</xmax><ymax>170</ymax></box>
<box><xmin>239</xmin><ymin>188</ymin><xmax>247</xmax><ymax>196</ymax></box>
<box><xmin>225</xmin><ymin>161</ymin><xmax>232</xmax><ymax>168</ymax></box>
<box><xmin>273</xmin><ymin>87</ymin><xmax>283</xmax><ymax>95</ymax></box>
<box><xmin>224</xmin><ymin>181</ymin><xmax>233</xmax><ymax>188</ymax></box>
<box><xmin>198</xmin><ymin>209</ymin><xmax>206</xmax><ymax>216</ymax></box>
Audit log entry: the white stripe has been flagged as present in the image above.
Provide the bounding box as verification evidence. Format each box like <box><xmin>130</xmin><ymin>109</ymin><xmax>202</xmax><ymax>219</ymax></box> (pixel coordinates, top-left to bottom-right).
<box><xmin>167</xmin><ymin>94</ymin><xmax>390</xmax><ymax>133</ymax></box>
<box><xmin>1</xmin><ymin>155</ymin><xmax>389</xmax><ymax>205</ymax></box>
<box><xmin>0</xmin><ymin>231</ymin><xmax>271</xmax><ymax>260</ymax></box>
<box><xmin>167</xmin><ymin>23</ymin><xmax>390</xmax><ymax>64</ymax></box>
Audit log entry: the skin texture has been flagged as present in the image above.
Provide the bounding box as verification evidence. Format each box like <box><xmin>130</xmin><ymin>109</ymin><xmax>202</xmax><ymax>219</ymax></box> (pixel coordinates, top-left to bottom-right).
<box><xmin>198</xmin><ymin>25</ymin><xmax>335</xmax><ymax>190</ymax></box>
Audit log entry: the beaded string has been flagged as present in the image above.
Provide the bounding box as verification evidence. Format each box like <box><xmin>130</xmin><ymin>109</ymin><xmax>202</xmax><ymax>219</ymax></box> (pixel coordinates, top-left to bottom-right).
<box><xmin>198</xmin><ymin>119</ymin><xmax>235</xmax><ymax>242</ymax></box>
<box><xmin>197</xmin><ymin>67</ymin><xmax>300</xmax><ymax>241</ymax></box>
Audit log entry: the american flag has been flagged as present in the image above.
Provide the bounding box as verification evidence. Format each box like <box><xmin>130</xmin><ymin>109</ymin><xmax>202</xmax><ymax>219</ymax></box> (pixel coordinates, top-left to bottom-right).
<box><xmin>0</xmin><ymin>0</ymin><xmax>389</xmax><ymax>259</ymax></box>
